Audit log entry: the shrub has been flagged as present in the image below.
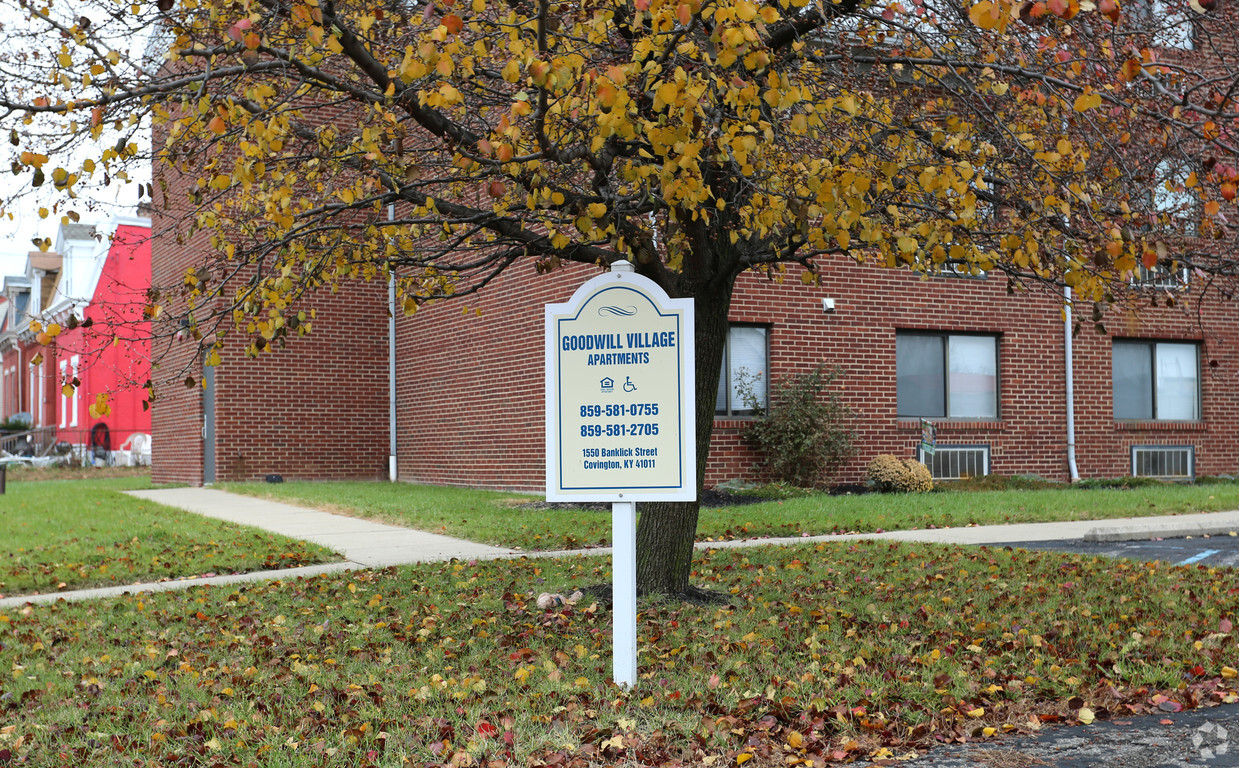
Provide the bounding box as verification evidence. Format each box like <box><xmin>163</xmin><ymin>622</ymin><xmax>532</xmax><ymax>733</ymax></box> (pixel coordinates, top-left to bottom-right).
<box><xmin>1076</xmin><ymin>476</ymin><xmax>1170</xmax><ymax>489</ymax></box>
<box><xmin>946</xmin><ymin>473</ymin><xmax>1064</xmax><ymax>492</ymax></box>
<box><xmin>1</xmin><ymin>414</ymin><xmax>32</xmax><ymax>432</ymax></box>
<box><xmin>866</xmin><ymin>454</ymin><xmax>935</xmax><ymax>493</ymax></box>
<box><xmin>737</xmin><ymin>364</ymin><xmax>856</xmax><ymax>489</ymax></box>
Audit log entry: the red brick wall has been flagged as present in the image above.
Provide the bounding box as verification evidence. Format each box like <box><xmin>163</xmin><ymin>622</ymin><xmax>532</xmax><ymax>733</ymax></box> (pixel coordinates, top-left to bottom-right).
<box><xmin>395</xmin><ymin>261</ymin><xmax>589</xmax><ymax>491</ymax></box>
<box><xmin>149</xmin><ymin>196</ymin><xmax>210</xmax><ymax>485</ymax></box>
<box><xmin>209</xmin><ymin>279</ymin><xmax>390</xmax><ymax>482</ymax></box>
<box><xmin>149</xmin><ymin>163</ymin><xmax>390</xmax><ymax>485</ymax></box>
<box><xmin>398</xmin><ymin>257</ymin><xmax>1239</xmax><ymax>490</ymax></box>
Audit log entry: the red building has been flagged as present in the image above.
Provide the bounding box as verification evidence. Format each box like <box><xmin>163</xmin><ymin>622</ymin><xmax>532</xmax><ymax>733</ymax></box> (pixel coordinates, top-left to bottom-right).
<box><xmin>1</xmin><ymin>251</ymin><xmax>65</xmax><ymax>436</ymax></box>
<box><xmin>1</xmin><ymin>217</ymin><xmax>153</xmax><ymax>460</ymax></box>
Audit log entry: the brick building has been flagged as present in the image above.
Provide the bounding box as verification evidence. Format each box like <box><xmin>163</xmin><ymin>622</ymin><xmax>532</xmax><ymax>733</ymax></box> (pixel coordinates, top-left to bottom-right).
<box><xmin>141</xmin><ymin>4</ymin><xmax>1239</xmax><ymax>489</ymax></box>
<box><xmin>147</xmin><ymin>211</ymin><xmax>391</xmax><ymax>485</ymax></box>
<box><xmin>145</xmin><ymin>239</ymin><xmax>1239</xmax><ymax>488</ymax></box>
<box><xmin>394</xmin><ymin>258</ymin><xmax>1237</xmax><ymax>491</ymax></box>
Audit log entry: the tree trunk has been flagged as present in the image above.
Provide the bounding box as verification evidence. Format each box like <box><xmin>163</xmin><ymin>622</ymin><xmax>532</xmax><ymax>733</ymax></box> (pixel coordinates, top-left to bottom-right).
<box><xmin>634</xmin><ymin>276</ymin><xmax>735</xmax><ymax>595</ymax></box>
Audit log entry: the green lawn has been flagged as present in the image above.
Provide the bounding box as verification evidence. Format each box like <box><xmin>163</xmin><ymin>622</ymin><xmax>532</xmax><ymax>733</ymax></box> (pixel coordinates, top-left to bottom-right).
<box><xmin>222</xmin><ymin>479</ymin><xmax>1239</xmax><ymax>551</ymax></box>
<box><xmin>2</xmin><ymin>541</ymin><xmax>1236</xmax><ymax>766</ymax></box>
<box><xmin>0</xmin><ymin>477</ymin><xmax>339</xmax><ymax>596</ymax></box>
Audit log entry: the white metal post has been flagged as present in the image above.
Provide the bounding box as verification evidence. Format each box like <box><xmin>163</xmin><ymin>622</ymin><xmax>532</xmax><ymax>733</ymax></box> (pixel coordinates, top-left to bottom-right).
<box><xmin>612</xmin><ymin>500</ymin><xmax>637</xmax><ymax>687</ymax></box>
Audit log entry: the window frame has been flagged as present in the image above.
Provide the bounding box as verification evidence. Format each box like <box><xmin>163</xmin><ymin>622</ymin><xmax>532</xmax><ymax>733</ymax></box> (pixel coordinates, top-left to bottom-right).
<box><xmin>1133</xmin><ymin>263</ymin><xmax>1190</xmax><ymax>291</ymax></box>
<box><xmin>1111</xmin><ymin>339</ymin><xmax>1201</xmax><ymax>422</ymax></box>
<box><xmin>715</xmin><ymin>324</ymin><xmax>770</xmax><ymax>417</ymax></box>
<box><xmin>59</xmin><ymin>359</ymin><xmax>68</xmax><ymax>429</ymax></box>
<box><xmin>1126</xmin><ymin>0</ymin><xmax>1196</xmax><ymax>49</ymax></box>
<box><xmin>69</xmin><ymin>355</ymin><xmax>79</xmax><ymax>428</ymax></box>
<box><xmin>896</xmin><ymin>331</ymin><xmax>1001</xmax><ymax>420</ymax></box>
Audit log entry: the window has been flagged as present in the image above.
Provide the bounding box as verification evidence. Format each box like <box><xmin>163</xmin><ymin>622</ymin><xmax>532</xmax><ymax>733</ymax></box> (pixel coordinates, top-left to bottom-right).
<box><xmin>933</xmin><ymin>260</ymin><xmax>988</xmax><ymax>279</ymax></box>
<box><xmin>1151</xmin><ymin>160</ymin><xmax>1195</xmax><ymax>215</ymax></box>
<box><xmin>29</xmin><ymin>364</ymin><xmax>37</xmax><ymax>427</ymax></box>
<box><xmin>1126</xmin><ymin>0</ymin><xmax>1194</xmax><ymax>49</ymax></box>
<box><xmin>716</xmin><ymin>326</ymin><xmax>768</xmax><ymax>416</ymax></box>
<box><xmin>1141</xmin><ymin>158</ymin><xmax>1197</xmax><ymax>240</ymax></box>
<box><xmin>1134</xmin><ymin>263</ymin><xmax>1189</xmax><ymax>290</ymax></box>
<box><xmin>896</xmin><ymin>332</ymin><xmax>998</xmax><ymax>419</ymax></box>
<box><xmin>69</xmin><ymin>355</ymin><xmax>79</xmax><ymax>428</ymax></box>
<box><xmin>1112</xmin><ymin>340</ymin><xmax>1199</xmax><ymax>420</ymax></box>
<box><xmin>59</xmin><ymin>359</ymin><xmax>68</xmax><ymax>429</ymax></box>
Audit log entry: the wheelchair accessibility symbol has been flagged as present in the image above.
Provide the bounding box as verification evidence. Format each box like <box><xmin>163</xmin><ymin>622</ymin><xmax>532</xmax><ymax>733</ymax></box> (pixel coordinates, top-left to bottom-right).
<box><xmin>623</xmin><ymin>376</ymin><xmax>637</xmax><ymax>393</ymax></box>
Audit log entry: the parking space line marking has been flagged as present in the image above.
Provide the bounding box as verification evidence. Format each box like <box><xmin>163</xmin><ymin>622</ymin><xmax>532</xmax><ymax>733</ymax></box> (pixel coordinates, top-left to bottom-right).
<box><xmin>1177</xmin><ymin>549</ymin><xmax>1220</xmax><ymax>566</ymax></box>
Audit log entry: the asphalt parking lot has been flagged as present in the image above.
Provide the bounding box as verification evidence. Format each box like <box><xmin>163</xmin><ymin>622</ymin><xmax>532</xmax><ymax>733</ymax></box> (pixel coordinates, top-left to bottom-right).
<box><xmin>1006</xmin><ymin>532</ymin><xmax>1239</xmax><ymax>567</ymax></box>
<box><xmin>878</xmin><ymin>702</ymin><xmax>1239</xmax><ymax>767</ymax></box>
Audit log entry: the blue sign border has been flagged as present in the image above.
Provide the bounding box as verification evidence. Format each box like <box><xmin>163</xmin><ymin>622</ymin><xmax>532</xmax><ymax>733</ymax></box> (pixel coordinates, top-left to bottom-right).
<box><xmin>555</xmin><ymin>284</ymin><xmax>686</xmax><ymax>492</ymax></box>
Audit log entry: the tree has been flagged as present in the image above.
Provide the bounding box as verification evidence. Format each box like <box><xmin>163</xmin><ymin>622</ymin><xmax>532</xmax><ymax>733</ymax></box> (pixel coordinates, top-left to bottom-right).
<box><xmin>1</xmin><ymin>0</ymin><xmax>1236</xmax><ymax>594</ymax></box>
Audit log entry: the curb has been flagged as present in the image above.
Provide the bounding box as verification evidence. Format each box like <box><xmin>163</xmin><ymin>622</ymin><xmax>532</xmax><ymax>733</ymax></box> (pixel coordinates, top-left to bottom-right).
<box><xmin>1085</xmin><ymin>524</ymin><xmax>1239</xmax><ymax>542</ymax></box>
<box><xmin>0</xmin><ymin>561</ymin><xmax>366</xmax><ymax>609</ymax></box>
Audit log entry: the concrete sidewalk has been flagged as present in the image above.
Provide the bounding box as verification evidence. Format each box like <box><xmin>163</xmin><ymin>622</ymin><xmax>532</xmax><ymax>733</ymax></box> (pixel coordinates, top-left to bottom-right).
<box><xmin>3</xmin><ymin>487</ymin><xmax>1238</xmax><ymax>608</ymax></box>
<box><xmin>722</xmin><ymin>508</ymin><xmax>1239</xmax><ymax>549</ymax></box>
<box><xmin>126</xmin><ymin>487</ymin><xmax>512</xmax><ymax>566</ymax></box>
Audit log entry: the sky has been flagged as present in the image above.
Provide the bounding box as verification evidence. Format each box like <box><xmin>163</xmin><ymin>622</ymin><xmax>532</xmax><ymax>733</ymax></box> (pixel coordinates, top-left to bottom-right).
<box><xmin>0</xmin><ymin>1</ymin><xmax>153</xmax><ymax>279</ymax></box>
<box><xmin>0</xmin><ymin>141</ymin><xmax>149</xmax><ymax>279</ymax></box>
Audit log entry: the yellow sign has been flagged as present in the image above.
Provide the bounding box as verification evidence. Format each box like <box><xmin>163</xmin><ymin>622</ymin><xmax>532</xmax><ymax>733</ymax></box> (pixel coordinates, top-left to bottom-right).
<box><xmin>545</xmin><ymin>265</ymin><xmax>695</xmax><ymax>501</ymax></box>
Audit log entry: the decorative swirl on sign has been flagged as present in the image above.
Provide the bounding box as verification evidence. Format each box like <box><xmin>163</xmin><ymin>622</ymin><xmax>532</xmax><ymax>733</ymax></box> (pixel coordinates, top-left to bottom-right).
<box><xmin>598</xmin><ymin>305</ymin><xmax>638</xmax><ymax>317</ymax></box>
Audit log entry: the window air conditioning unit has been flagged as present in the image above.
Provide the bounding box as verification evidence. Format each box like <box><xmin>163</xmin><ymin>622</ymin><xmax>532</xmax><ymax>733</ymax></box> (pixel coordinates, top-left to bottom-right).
<box><xmin>917</xmin><ymin>444</ymin><xmax>991</xmax><ymax>481</ymax></box>
<box><xmin>1130</xmin><ymin>445</ymin><xmax>1194</xmax><ymax>481</ymax></box>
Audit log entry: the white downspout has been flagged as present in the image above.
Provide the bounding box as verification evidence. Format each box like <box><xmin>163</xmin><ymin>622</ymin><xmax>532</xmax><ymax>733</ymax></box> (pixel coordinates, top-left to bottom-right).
<box><xmin>1064</xmin><ymin>286</ymin><xmax>1080</xmax><ymax>482</ymax></box>
<box><xmin>388</xmin><ymin>202</ymin><xmax>398</xmax><ymax>482</ymax></box>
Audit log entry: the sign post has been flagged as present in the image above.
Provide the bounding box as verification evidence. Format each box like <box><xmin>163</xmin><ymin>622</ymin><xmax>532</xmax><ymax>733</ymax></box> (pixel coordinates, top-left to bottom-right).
<box><xmin>546</xmin><ymin>261</ymin><xmax>695</xmax><ymax>687</ymax></box>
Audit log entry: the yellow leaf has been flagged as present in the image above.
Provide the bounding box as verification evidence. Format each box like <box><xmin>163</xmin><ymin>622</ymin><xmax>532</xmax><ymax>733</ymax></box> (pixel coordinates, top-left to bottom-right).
<box><xmin>46</xmin><ymin>323</ymin><xmax>61</xmax><ymax>338</ymax></box>
<box><xmin>966</xmin><ymin>707</ymin><xmax>985</xmax><ymax>718</ymax></box>
<box><xmin>89</xmin><ymin>393</ymin><xmax>111</xmax><ymax>419</ymax></box>
<box><xmin>1078</xmin><ymin>707</ymin><xmax>1095</xmax><ymax>724</ymax></box>
<box><xmin>736</xmin><ymin>753</ymin><xmax>752</xmax><ymax>765</ymax></box>
<box><xmin>1073</xmin><ymin>92</ymin><xmax>1102</xmax><ymax>112</ymax></box>
<box><xmin>1222</xmin><ymin>666</ymin><xmax>1237</xmax><ymax>679</ymax></box>
<box><xmin>968</xmin><ymin>0</ymin><xmax>1001</xmax><ymax>29</ymax></box>
<box><xmin>656</xmin><ymin>82</ymin><xmax>678</xmax><ymax>108</ymax></box>
<box><xmin>588</xmin><ymin>203</ymin><xmax>608</xmax><ymax>218</ymax></box>
<box><xmin>786</xmin><ymin>731</ymin><xmax>803</xmax><ymax>749</ymax></box>
<box><xmin>62</xmin><ymin>383</ymin><xmax>75</xmax><ymax>397</ymax></box>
